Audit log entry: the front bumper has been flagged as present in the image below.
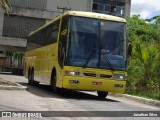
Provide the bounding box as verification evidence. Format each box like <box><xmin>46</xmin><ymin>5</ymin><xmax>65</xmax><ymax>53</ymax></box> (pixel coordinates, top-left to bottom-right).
<box><xmin>62</xmin><ymin>76</ymin><xmax>126</xmax><ymax>93</ymax></box>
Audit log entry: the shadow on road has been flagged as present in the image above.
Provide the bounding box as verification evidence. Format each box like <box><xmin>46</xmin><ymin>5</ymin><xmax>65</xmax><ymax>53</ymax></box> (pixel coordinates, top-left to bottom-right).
<box><xmin>18</xmin><ymin>82</ymin><xmax>119</xmax><ymax>102</ymax></box>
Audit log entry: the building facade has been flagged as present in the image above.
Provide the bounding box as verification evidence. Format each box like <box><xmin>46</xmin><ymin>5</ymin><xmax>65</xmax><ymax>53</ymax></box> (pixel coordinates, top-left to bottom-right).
<box><xmin>0</xmin><ymin>0</ymin><xmax>131</xmax><ymax>67</ymax></box>
<box><xmin>92</xmin><ymin>0</ymin><xmax>131</xmax><ymax>18</ymax></box>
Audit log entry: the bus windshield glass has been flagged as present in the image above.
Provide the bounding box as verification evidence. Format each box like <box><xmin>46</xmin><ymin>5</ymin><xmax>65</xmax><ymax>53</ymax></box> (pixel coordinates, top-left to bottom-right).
<box><xmin>66</xmin><ymin>16</ymin><xmax>127</xmax><ymax>71</ymax></box>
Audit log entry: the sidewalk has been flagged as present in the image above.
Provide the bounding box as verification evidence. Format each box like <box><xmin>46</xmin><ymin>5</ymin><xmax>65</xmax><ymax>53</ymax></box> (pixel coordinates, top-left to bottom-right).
<box><xmin>109</xmin><ymin>93</ymin><xmax>160</xmax><ymax>107</ymax></box>
<box><xmin>0</xmin><ymin>74</ymin><xmax>28</xmax><ymax>90</ymax></box>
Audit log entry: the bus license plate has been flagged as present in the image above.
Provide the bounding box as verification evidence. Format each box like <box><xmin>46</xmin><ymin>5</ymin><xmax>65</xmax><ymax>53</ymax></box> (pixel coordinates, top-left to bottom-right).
<box><xmin>114</xmin><ymin>84</ymin><xmax>123</xmax><ymax>88</ymax></box>
<box><xmin>92</xmin><ymin>82</ymin><xmax>102</xmax><ymax>86</ymax></box>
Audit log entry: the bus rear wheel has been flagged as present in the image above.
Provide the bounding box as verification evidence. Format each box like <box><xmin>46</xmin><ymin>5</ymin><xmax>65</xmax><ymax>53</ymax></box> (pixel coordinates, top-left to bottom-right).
<box><xmin>28</xmin><ymin>69</ymin><xmax>34</xmax><ymax>85</ymax></box>
<box><xmin>30</xmin><ymin>70</ymin><xmax>34</xmax><ymax>85</ymax></box>
<box><xmin>28</xmin><ymin>70</ymin><xmax>32</xmax><ymax>85</ymax></box>
<box><xmin>97</xmin><ymin>91</ymin><xmax>108</xmax><ymax>99</ymax></box>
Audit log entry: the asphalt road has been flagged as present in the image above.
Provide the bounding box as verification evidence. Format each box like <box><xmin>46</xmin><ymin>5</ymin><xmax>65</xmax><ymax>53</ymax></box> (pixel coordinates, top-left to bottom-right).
<box><xmin>0</xmin><ymin>74</ymin><xmax>159</xmax><ymax>120</ymax></box>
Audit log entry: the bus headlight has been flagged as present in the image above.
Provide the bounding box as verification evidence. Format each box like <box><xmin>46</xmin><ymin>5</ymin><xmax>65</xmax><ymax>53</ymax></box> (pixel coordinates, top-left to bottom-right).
<box><xmin>113</xmin><ymin>74</ymin><xmax>127</xmax><ymax>80</ymax></box>
<box><xmin>64</xmin><ymin>70</ymin><xmax>83</xmax><ymax>76</ymax></box>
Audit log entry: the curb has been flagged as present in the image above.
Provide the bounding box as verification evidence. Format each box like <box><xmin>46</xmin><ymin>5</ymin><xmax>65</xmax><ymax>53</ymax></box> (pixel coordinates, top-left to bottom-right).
<box><xmin>110</xmin><ymin>93</ymin><xmax>160</xmax><ymax>107</ymax></box>
<box><xmin>0</xmin><ymin>83</ymin><xmax>28</xmax><ymax>91</ymax></box>
<box><xmin>0</xmin><ymin>72</ymin><xmax>12</xmax><ymax>75</ymax></box>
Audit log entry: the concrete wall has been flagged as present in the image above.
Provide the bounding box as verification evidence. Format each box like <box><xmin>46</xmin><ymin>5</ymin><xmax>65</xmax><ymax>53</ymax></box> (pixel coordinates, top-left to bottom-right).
<box><xmin>125</xmin><ymin>0</ymin><xmax>131</xmax><ymax>17</ymax></box>
<box><xmin>0</xmin><ymin>37</ymin><xmax>27</xmax><ymax>52</ymax></box>
<box><xmin>0</xmin><ymin>9</ymin><xmax>4</xmax><ymax>36</ymax></box>
<box><xmin>9</xmin><ymin>7</ymin><xmax>58</xmax><ymax>20</ymax></box>
<box><xmin>3</xmin><ymin>14</ymin><xmax>45</xmax><ymax>38</ymax></box>
<box><xmin>8</xmin><ymin>0</ymin><xmax>47</xmax><ymax>10</ymax></box>
<box><xmin>0</xmin><ymin>57</ymin><xmax>6</xmax><ymax>66</ymax></box>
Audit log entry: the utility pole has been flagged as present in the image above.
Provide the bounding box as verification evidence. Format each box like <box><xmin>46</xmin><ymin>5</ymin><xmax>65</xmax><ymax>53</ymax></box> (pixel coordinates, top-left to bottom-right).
<box><xmin>57</xmin><ymin>6</ymin><xmax>71</xmax><ymax>13</ymax></box>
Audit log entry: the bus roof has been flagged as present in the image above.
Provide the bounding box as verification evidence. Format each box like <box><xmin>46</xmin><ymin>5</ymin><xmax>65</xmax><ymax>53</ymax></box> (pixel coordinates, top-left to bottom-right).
<box><xmin>29</xmin><ymin>11</ymin><xmax>126</xmax><ymax>37</ymax></box>
<box><xmin>65</xmin><ymin>11</ymin><xmax>126</xmax><ymax>22</ymax></box>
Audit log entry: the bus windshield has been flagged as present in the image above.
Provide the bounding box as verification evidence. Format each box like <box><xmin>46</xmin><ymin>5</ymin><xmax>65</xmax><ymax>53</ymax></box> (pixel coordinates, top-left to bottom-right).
<box><xmin>66</xmin><ymin>16</ymin><xmax>127</xmax><ymax>71</ymax></box>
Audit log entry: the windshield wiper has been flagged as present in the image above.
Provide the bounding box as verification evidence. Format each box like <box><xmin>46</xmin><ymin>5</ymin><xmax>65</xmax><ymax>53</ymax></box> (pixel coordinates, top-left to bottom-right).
<box><xmin>101</xmin><ymin>53</ymin><xmax>114</xmax><ymax>75</ymax></box>
<box><xmin>82</xmin><ymin>47</ymin><xmax>95</xmax><ymax>68</ymax></box>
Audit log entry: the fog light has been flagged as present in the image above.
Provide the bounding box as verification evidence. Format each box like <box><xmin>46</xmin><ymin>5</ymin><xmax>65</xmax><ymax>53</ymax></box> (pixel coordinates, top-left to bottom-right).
<box><xmin>113</xmin><ymin>74</ymin><xmax>126</xmax><ymax>80</ymax></box>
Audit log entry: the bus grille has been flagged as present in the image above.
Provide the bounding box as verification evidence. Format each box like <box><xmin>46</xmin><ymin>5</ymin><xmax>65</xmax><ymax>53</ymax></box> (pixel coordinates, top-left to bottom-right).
<box><xmin>83</xmin><ymin>73</ymin><xmax>96</xmax><ymax>77</ymax></box>
<box><xmin>83</xmin><ymin>73</ymin><xmax>112</xmax><ymax>78</ymax></box>
<box><xmin>100</xmin><ymin>74</ymin><xmax>112</xmax><ymax>78</ymax></box>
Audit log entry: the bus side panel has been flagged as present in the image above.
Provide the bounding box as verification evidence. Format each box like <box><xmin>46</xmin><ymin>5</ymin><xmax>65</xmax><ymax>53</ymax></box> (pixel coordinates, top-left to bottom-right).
<box><xmin>43</xmin><ymin>44</ymin><xmax>58</xmax><ymax>85</ymax></box>
<box><xmin>47</xmin><ymin>43</ymin><xmax>64</xmax><ymax>88</ymax></box>
<box><xmin>24</xmin><ymin>52</ymin><xmax>30</xmax><ymax>79</ymax></box>
<box><xmin>25</xmin><ymin>43</ymin><xmax>59</xmax><ymax>84</ymax></box>
<box><xmin>25</xmin><ymin>43</ymin><xmax>63</xmax><ymax>87</ymax></box>
<box><xmin>34</xmin><ymin>47</ymin><xmax>46</xmax><ymax>83</ymax></box>
<box><xmin>25</xmin><ymin>51</ymin><xmax>36</xmax><ymax>78</ymax></box>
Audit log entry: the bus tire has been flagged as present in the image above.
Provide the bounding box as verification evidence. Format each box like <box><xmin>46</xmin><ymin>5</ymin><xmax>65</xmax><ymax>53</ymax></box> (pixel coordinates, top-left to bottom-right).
<box><xmin>30</xmin><ymin>69</ymin><xmax>34</xmax><ymax>85</ymax></box>
<box><xmin>97</xmin><ymin>91</ymin><xmax>108</xmax><ymax>99</ymax></box>
<box><xmin>51</xmin><ymin>70</ymin><xmax>59</xmax><ymax>93</ymax></box>
<box><xmin>28</xmin><ymin>68</ymin><xmax>32</xmax><ymax>85</ymax></box>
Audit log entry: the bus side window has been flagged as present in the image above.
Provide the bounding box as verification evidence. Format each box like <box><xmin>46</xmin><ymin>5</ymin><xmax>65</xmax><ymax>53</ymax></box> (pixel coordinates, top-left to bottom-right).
<box><xmin>45</xmin><ymin>20</ymin><xmax>60</xmax><ymax>44</ymax></box>
<box><xmin>58</xmin><ymin>16</ymin><xmax>68</xmax><ymax>68</ymax></box>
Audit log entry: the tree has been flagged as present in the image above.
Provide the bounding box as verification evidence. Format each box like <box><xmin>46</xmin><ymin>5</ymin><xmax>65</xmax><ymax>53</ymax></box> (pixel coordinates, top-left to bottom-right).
<box><xmin>0</xmin><ymin>0</ymin><xmax>11</xmax><ymax>13</ymax></box>
<box><xmin>5</xmin><ymin>51</ymin><xmax>13</xmax><ymax>67</ymax></box>
<box><xmin>145</xmin><ymin>15</ymin><xmax>160</xmax><ymax>24</ymax></box>
<box><xmin>13</xmin><ymin>52</ymin><xmax>24</xmax><ymax>68</ymax></box>
<box><xmin>126</xmin><ymin>15</ymin><xmax>160</xmax><ymax>100</ymax></box>
<box><xmin>127</xmin><ymin>15</ymin><xmax>160</xmax><ymax>43</ymax></box>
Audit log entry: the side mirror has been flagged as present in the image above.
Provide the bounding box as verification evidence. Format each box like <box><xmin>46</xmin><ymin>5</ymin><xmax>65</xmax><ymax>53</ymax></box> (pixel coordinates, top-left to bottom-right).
<box><xmin>128</xmin><ymin>43</ymin><xmax>132</xmax><ymax>56</ymax></box>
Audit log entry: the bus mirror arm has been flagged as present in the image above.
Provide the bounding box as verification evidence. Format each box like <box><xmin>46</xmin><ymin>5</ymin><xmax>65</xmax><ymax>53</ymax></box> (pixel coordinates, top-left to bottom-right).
<box><xmin>68</xmin><ymin>32</ymin><xmax>71</xmax><ymax>40</ymax></box>
<box><xmin>128</xmin><ymin>43</ymin><xmax>132</xmax><ymax>56</ymax></box>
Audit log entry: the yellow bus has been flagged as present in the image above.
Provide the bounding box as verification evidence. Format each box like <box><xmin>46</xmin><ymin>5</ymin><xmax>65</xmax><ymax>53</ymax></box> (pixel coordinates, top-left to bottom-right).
<box><xmin>24</xmin><ymin>11</ymin><xmax>129</xmax><ymax>98</ymax></box>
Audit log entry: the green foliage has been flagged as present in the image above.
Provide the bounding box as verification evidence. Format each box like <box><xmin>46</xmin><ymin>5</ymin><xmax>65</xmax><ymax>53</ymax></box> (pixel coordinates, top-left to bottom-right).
<box><xmin>5</xmin><ymin>51</ymin><xmax>24</xmax><ymax>60</ymax></box>
<box><xmin>126</xmin><ymin>15</ymin><xmax>160</xmax><ymax>100</ymax></box>
<box><xmin>13</xmin><ymin>52</ymin><xmax>24</xmax><ymax>60</ymax></box>
<box><xmin>145</xmin><ymin>15</ymin><xmax>160</xmax><ymax>24</ymax></box>
<box><xmin>127</xmin><ymin>15</ymin><xmax>160</xmax><ymax>43</ymax></box>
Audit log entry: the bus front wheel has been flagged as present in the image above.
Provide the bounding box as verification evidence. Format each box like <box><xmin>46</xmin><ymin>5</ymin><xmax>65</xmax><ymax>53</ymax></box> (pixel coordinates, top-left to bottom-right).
<box><xmin>51</xmin><ymin>74</ymin><xmax>59</xmax><ymax>93</ymax></box>
<box><xmin>97</xmin><ymin>91</ymin><xmax>108</xmax><ymax>99</ymax></box>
